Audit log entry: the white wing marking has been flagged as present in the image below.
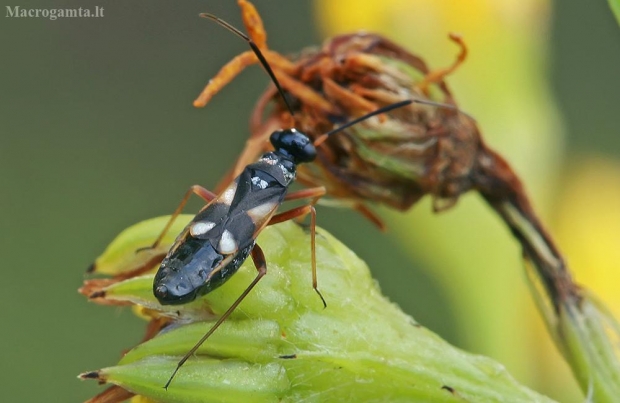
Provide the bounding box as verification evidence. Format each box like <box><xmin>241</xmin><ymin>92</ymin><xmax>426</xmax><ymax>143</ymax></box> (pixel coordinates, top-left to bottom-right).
<box><xmin>190</xmin><ymin>221</ymin><xmax>215</xmax><ymax>237</ymax></box>
<box><xmin>218</xmin><ymin>229</ymin><xmax>238</xmax><ymax>254</ymax></box>
<box><xmin>247</xmin><ymin>201</ymin><xmax>277</xmax><ymax>222</ymax></box>
<box><xmin>220</xmin><ymin>182</ymin><xmax>238</xmax><ymax>205</ymax></box>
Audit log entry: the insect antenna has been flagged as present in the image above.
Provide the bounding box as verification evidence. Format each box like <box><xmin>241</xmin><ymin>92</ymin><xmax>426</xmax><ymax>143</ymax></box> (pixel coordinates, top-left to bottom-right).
<box><xmin>313</xmin><ymin>98</ymin><xmax>467</xmax><ymax>146</ymax></box>
<box><xmin>200</xmin><ymin>13</ymin><xmax>296</xmax><ymax>117</ymax></box>
<box><xmin>200</xmin><ymin>12</ymin><xmax>472</xmax><ymax>144</ymax></box>
<box><xmin>314</xmin><ymin>100</ymin><xmax>412</xmax><ymax>146</ymax></box>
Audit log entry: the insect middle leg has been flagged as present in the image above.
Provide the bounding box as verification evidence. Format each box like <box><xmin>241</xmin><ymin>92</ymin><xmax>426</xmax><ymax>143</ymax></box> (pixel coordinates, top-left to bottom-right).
<box><xmin>270</xmin><ymin>186</ymin><xmax>327</xmax><ymax>307</ymax></box>
<box><xmin>143</xmin><ymin>185</ymin><xmax>217</xmax><ymax>251</ymax></box>
<box><xmin>163</xmin><ymin>244</ymin><xmax>268</xmax><ymax>389</ymax></box>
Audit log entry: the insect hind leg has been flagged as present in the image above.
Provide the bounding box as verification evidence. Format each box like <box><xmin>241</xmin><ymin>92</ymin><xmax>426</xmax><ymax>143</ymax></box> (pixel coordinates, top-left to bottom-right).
<box><xmin>164</xmin><ymin>244</ymin><xmax>268</xmax><ymax>389</ymax></box>
<box><xmin>137</xmin><ymin>185</ymin><xmax>216</xmax><ymax>253</ymax></box>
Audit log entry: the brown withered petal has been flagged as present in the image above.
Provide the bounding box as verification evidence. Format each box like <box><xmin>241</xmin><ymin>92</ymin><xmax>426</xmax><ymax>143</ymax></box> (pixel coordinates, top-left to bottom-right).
<box><xmin>82</xmin><ymin>383</ymin><xmax>135</xmax><ymax>403</ymax></box>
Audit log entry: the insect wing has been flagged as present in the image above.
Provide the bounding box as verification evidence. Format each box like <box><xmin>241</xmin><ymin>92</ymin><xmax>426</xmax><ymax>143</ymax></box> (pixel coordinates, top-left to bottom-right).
<box><xmin>187</xmin><ymin>180</ymin><xmax>239</xmax><ymax>253</ymax></box>
<box><xmin>245</xmin><ymin>187</ymin><xmax>283</xmax><ymax>236</ymax></box>
<box><xmin>225</xmin><ymin>185</ymin><xmax>284</xmax><ymax>246</ymax></box>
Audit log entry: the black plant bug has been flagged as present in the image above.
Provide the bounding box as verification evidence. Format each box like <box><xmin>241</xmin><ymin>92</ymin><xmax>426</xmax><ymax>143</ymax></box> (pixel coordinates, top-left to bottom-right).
<box><xmin>149</xmin><ymin>12</ymin><xmax>460</xmax><ymax>390</ymax></box>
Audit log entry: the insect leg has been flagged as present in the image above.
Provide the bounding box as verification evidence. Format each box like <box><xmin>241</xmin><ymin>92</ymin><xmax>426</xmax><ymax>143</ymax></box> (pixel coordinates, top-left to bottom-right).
<box><xmin>269</xmin><ymin>187</ymin><xmax>327</xmax><ymax>308</ymax></box>
<box><xmin>140</xmin><ymin>185</ymin><xmax>217</xmax><ymax>252</ymax></box>
<box><xmin>298</xmin><ymin>192</ymin><xmax>386</xmax><ymax>231</ymax></box>
<box><xmin>163</xmin><ymin>244</ymin><xmax>268</xmax><ymax>390</ymax></box>
<box><xmin>283</xmin><ymin>186</ymin><xmax>326</xmax><ymax>202</ymax></box>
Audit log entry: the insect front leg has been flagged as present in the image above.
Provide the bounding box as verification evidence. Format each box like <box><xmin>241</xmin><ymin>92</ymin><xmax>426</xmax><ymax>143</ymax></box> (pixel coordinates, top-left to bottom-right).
<box><xmin>139</xmin><ymin>185</ymin><xmax>217</xmax><ymax>252</ymax></box>
<box><xmin>282</xmin><ymin>186</ymin><xmax>326</xmax><ymax>203</ymax></box>
<box><xmin>270</xmin><ymin>186</ymin><xmax>327</xmax><ymax>308</ymax></box>
<box><xmin>163</xmin><ymin>244</ymin><xmax>268</xmax><ymax>390</ymax></box>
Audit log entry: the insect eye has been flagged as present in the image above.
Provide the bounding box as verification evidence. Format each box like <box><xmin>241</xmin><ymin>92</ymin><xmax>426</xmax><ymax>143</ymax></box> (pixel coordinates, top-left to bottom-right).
<box><xmin>270</xmin><ymin>129</ymin><xmax>316</xmax><ymax>162</ymax></box>
<box><xmin>294</xmin><ymin>141</ymin><xmax>316</xmax><ymax>163</ymax></box>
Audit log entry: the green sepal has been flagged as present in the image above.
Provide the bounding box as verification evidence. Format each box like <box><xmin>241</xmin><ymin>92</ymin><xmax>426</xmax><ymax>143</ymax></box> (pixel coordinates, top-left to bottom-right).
<box><xmin>95</xmin><ymin>275</ymin><xmax>216</xmax><ymax>320</ymax></box>
<box><xmin>100</xmin><ymin>357</ymin><xmax>289</xmax><ymax>403</ymax></box>
<box><xmin>348</xmin><ymin>130</ymin><xmax>427</xmax><ymax>180</ymax></box>
<box><xmin>92</xmin><ymin>215</ymin><xmax>193</xmax><ymax>276</ymax></box>
<box><xmin>120</xmin><ymin>320</ymin><xmax>283</xmax><ymax>365</ymax></box>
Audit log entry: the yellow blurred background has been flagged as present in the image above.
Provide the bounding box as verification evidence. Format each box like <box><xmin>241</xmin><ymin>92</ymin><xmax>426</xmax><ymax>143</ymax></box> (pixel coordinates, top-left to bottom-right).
<box><xmin>1</xmin><ymin>0</ymin><xmax>618</xmax><ymax>401</ymax></box>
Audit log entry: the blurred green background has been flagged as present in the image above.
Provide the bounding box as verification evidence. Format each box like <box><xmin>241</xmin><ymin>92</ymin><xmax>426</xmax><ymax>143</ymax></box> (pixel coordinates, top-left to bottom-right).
<box><xmin>1</xmin><ymin>0</ymin><xmax>619</xmax><ymax>401</ymax></box>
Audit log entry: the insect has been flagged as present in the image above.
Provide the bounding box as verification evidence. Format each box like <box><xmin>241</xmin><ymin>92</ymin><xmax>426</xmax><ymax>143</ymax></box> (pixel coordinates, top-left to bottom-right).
<box><xmin>148</xmin><ymin>13</ymin><xmax>439</xmax><ymax>389</ymax></box>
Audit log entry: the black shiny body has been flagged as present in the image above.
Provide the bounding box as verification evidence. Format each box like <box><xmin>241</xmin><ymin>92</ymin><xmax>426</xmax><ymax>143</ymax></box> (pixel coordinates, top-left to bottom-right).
<box><xmin>153</xmin><ymin>129</ymin><xmax>315</xmax><ymax>305</ymax></box>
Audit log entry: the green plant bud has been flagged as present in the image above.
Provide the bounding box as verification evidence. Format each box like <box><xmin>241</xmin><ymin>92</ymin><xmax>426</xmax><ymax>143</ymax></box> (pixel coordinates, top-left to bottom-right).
<box><xmin>525</xmin><ymin>258</ymin><xmax>620</xmax><ymax>402</ymax></box>
<box><xmin>91</xmin><ymin>215</ymin><xmax>192</xmax><ymax>276</ymax></box>
<box><xmin>82</xmin><ymin>219</ymin><xmax>557</xmax><ymax>402</ymax></box>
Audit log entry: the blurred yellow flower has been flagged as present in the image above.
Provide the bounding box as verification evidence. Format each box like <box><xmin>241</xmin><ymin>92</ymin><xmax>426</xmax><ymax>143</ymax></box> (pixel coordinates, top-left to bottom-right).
<box><xmin>554</xmin><ymin>155</ymin><xmax>620</xmax><ymax>315</ymax></box>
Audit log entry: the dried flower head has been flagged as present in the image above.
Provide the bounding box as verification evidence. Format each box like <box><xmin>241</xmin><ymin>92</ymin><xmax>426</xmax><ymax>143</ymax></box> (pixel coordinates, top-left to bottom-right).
<box><xmin>198</xmin><ymin>0</ymin><xmax>484</xmax><ymax>218</ymax></box>
<box><xmin>255</xmin><ymin>31</ymin><xmax>480</xmax><ymax>214</ymax></box>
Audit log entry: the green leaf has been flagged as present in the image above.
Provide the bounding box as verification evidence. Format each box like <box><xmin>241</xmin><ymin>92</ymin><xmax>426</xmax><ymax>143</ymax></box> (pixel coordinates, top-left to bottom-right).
<box><xmin>83</xmin><ymin>220</ymin><xmax>557</xmax><ymax>402</ymax></box>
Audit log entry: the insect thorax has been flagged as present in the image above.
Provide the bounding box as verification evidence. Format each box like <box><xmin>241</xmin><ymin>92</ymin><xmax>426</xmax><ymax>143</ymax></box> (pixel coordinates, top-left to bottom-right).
<box><xmin>255</xmin><ymin>152</ymin><xmax>296</xmax><ymax>186</ymax></box>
